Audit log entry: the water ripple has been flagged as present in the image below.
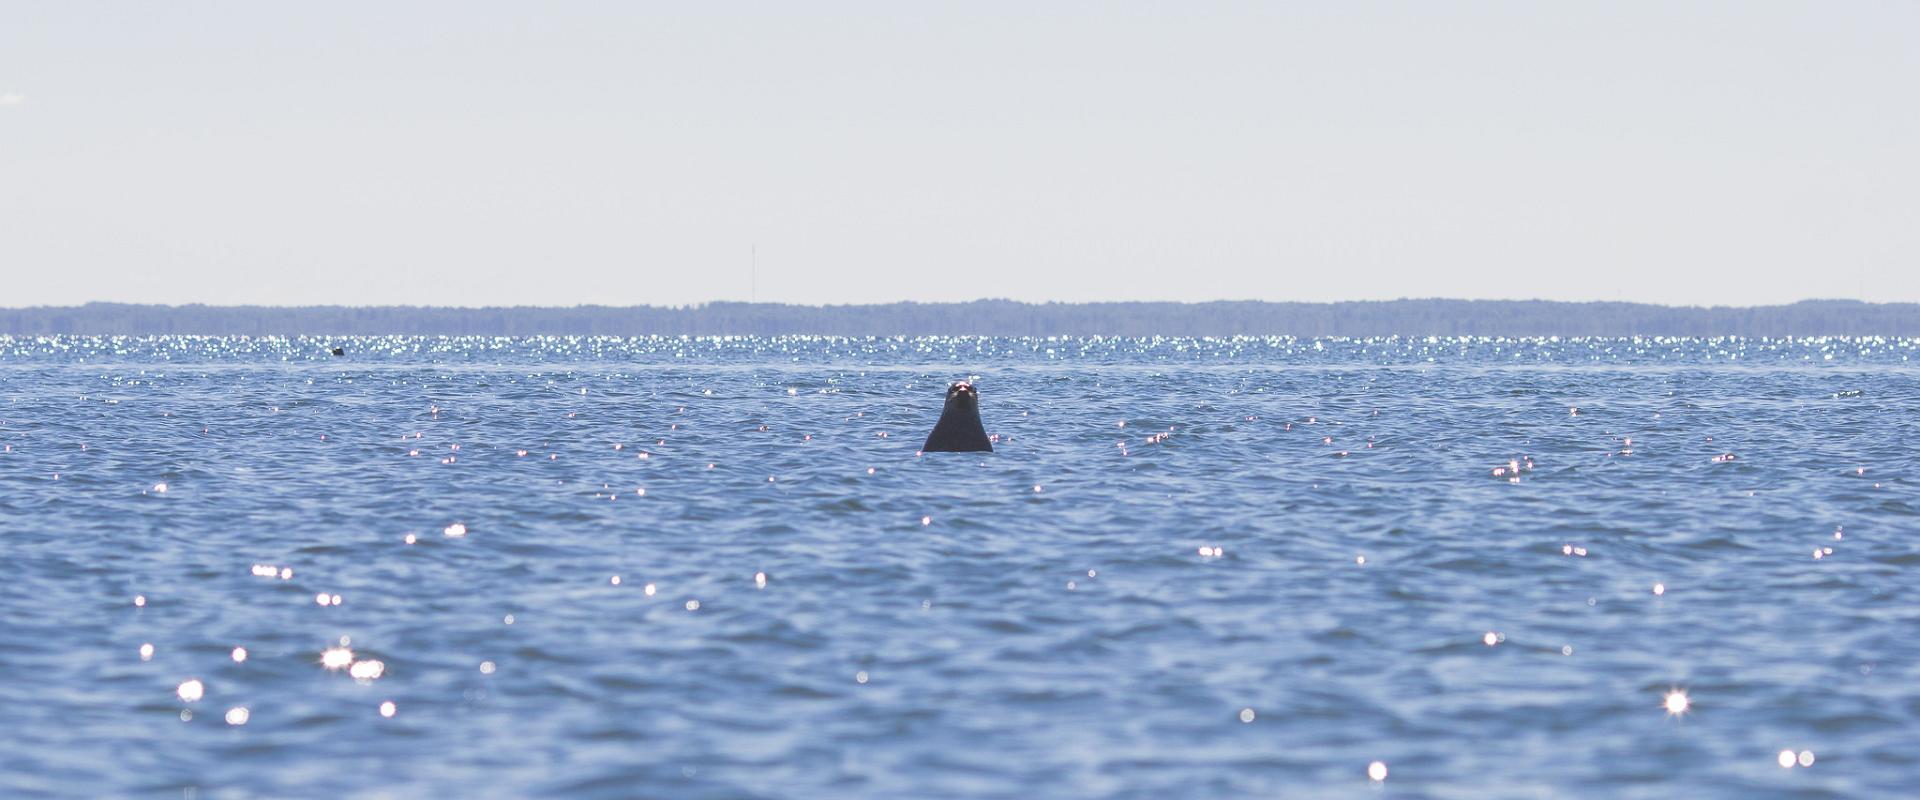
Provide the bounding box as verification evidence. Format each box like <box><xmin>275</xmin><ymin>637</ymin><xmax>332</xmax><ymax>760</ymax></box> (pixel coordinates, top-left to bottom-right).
<box><xmin>1</xmin><ymin>336</ymin><xmax>1916</xmax><ymax>797</ymax></box>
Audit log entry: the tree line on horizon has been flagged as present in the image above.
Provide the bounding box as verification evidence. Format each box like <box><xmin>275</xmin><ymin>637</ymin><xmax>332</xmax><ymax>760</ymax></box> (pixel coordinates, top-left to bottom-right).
<box><xmin>2</xmin><ymin>300</ymin><xmax>1917</xmax><ymax>337</ymax></box>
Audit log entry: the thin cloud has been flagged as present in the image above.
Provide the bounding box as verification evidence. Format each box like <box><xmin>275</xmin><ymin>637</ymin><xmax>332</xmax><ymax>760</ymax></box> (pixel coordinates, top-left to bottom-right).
<box><xmin>0</xmin><ymin>93</ymin><xmax>25</xmax><ymax>106</ymax></box>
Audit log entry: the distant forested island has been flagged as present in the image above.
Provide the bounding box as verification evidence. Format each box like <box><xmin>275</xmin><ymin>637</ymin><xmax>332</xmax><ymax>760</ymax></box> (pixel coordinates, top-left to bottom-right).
<box><xmin>3</xmin><ymin>300</ymin><xmax>1918</xmax><ymax>337</ymax></box>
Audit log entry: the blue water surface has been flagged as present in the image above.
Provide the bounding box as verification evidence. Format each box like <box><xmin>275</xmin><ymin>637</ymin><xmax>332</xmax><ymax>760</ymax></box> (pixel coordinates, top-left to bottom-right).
<box><xmin>1</xmin><ymin>336</ymin><xmax>1916</xmax><ymax>799</ymax></box>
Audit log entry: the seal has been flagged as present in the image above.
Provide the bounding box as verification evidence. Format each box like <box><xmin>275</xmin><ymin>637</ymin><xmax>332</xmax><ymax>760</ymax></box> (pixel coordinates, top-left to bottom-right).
<box><xmin>330</xmin><ymin>347</ymin><xmax>345</xmax><ymax>357</ymax></box>
<box><xmin>922</xmin><ymin>381</ymin><xmax>992</xmax><ymax>452</ymax></box>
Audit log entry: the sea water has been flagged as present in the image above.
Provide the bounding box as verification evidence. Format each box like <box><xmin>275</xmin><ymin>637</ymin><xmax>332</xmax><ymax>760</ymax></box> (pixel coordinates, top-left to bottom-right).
<box><xmin>1</xmin><ymin>336</ymin><xmax>1914</xmax><ymax>798</ymax></box>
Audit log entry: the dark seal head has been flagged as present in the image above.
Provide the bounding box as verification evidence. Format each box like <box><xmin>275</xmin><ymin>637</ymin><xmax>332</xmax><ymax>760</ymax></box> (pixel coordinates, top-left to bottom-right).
<box><xmin>922</xmin><ymin>382</ymin><xmax>992</xmax><ymax>453</ymax></box>
<box><xmin>330</xmin><ymin>347</ymin><xmax>345</xmax><ymax>357</ymax></box>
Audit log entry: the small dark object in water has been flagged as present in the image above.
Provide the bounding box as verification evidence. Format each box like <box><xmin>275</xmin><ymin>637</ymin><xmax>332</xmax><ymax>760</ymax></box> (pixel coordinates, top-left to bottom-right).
<box><xmin>923</xmin><ymin>382</ymin><xmax>992</xmax><ymax>453</ymax></box>
<box><xmin>331</xmin><ymin>347</ymin><xmax>345</xmax><ymax>357</ymax></box>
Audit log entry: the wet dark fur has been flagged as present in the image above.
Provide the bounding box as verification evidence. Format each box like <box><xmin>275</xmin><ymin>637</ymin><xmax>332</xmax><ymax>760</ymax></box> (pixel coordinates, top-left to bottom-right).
<box><xmin>922</xmin><ymin>382</ymin><xmax>992</xmax><ymax>452</ymax></box>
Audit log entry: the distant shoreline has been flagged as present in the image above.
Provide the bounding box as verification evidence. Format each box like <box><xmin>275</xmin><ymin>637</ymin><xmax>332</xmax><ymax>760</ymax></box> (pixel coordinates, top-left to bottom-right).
<box><xmin>3</xmin><ymin>300</ymin><xmax>1916</xmax><ymax>337</ymax></box>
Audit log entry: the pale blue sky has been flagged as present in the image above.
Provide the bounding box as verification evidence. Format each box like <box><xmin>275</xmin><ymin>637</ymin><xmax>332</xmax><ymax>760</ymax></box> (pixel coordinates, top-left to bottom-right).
<box><xmin>2</xmin><ymin>2</ymin><xmax>1914</xmax><ymax>307</ymax></box>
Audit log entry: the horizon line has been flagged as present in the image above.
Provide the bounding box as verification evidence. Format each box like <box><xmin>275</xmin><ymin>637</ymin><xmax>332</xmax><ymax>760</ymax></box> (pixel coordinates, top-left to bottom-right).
<box><xmin>3</xmin><ymin>297</ymin><xmax>1909</xmax><ymax>312</ymax></box>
